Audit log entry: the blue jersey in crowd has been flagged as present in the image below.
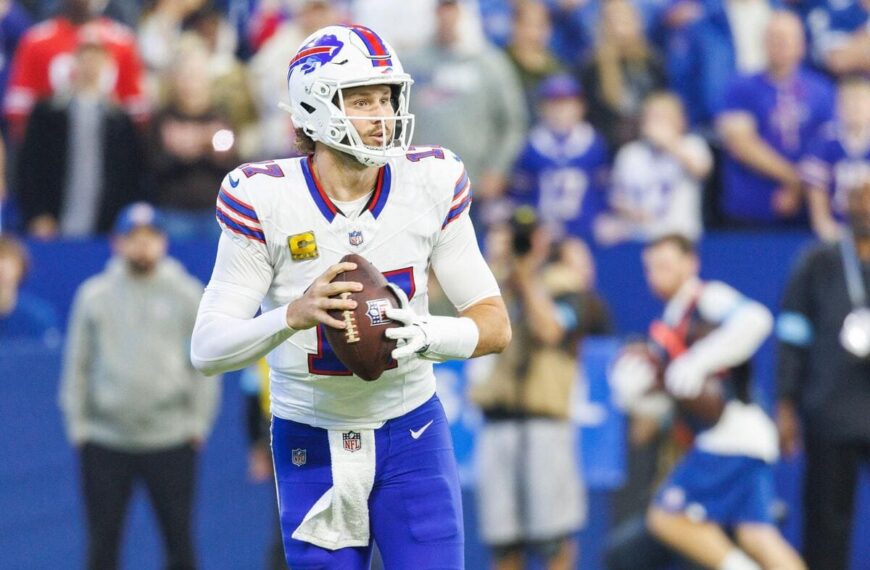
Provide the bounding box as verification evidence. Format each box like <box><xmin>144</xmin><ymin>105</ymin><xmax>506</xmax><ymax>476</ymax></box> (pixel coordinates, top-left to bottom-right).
<box><xmin>806</xmin><ymin>0</ymin><xmax>869</xmax><ymax>67</ymax></box>
<box><xmin>508</xmin><ymin>123</ymin><xmax>610</xmax><ymax>240</ymax></box>
<box><xmin>801</xmin><ymin>120</ymin><xmax>870</xmax><ymax>222</ymax></box>
<box><xmin>719</xmin><ymin>69</ymin><xmax>834</xmax><ymax>223</ymax></box>
<box><xmin>0</xmin><ymin>292</ymin><xmax>59</xmax><ymax>342</ymax></box>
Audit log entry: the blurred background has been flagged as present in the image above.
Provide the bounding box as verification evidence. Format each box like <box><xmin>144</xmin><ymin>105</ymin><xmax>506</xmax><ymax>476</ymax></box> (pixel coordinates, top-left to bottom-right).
<box><xmin>0</xmin><ymin>0</ymin><xmax>868</xmax><ymax>568</ymax></box>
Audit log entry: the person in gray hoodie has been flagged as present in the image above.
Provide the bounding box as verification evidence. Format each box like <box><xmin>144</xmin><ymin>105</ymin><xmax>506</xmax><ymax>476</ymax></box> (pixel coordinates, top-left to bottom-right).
<box><xmin>60</xmin><ymin>202</ymin><xmax>220</xmax><ymax>570</ymax></box>
<box><xmin>402</xmin><ymin>0</ymin><xmax>528</xmax><ymax>209</ymax></box>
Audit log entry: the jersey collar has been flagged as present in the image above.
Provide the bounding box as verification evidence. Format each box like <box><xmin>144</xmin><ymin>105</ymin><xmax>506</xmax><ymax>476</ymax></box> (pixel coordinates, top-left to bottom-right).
<box><xmin>301</xmin><ymin>156</ymin><xmax>392</xmax><ymax>223</ymax></box>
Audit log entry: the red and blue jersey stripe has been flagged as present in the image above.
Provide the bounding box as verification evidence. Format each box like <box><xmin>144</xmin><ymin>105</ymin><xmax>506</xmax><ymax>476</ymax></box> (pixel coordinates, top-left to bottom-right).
<box><xmin>302</xmin><ymin>156</ymin><xmax>393</xmax><ymax>222</ymax></box>
<box><xmin>365</xmin><ymin>163</ymin><xmax>392</xmax><ymax>218</ymax></box>
<box><xmin>216</xmin><ymin>188</ymin><xmax>266</xmax><ymax>243</ymax></box>
<box><xmin>442</xmin><ymin>169</ymin><xmax>472</xmax><ymax>229</ymax></box>
<box><xmin>302</xmin><ymin>156</ymin><xmax>340</xmax><ymax>222</ymax></box>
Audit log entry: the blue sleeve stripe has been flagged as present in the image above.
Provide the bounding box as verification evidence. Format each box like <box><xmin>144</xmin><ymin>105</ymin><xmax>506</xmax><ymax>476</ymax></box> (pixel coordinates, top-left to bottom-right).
<box><xmin>218</xmin><ymin>189</ymin><xmax>259</xmax><ymax>222</ymax></box>
<box><xmin>216</xmin><ymin>209</ymin><xmax>266</xmax><ymax>243</ymax></box>
<box><xmin>441</xmin><ymin>196</ymin><xmax>472</xmax><ymax>229</ymax></box>
<box><xmin>776</xmin><ymin>311</ymin><xmax>813</xmax><ymax>347</ymax></box>
<box><xmin>453</xmin><ymin>171</ymin><xmax>469</xmax><ymax>196</ymax></box>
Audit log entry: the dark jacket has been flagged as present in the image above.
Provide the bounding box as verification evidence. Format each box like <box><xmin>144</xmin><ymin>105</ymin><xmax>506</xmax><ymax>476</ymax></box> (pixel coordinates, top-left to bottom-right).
<box><xmin>577</xmin><ymin>51</ymin><xmax>667</xmax><ymax>151</ymax></box>
<box><xmin>777</xmin><ymin>241</ymin><xmax>870</xmax><ymax>441</ymax></box>
<box><xmin>16</xmin><ymin>96</ymin><xmax>146</xmax><ymax>233</ymax></box>
<box><xmin>149</xmin><ymin>106</ymin><xmax>237</xmax><ymax>211</ymax></box>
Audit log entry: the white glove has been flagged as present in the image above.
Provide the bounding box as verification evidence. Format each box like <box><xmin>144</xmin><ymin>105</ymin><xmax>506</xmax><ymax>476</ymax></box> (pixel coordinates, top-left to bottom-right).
<box><xmin>664</xmin><ymin>354</ymin><xmax>708</xmax><ymax>399</ymax></box>
<box><xmin>609</xmin><ymin>352</ymin><xmax>658</xmax><ymax>411</ymax></box>
<box><xmin>384</xmin><ymin>285</ymin><xmax>479</xmax><ymax>361</ymax></box>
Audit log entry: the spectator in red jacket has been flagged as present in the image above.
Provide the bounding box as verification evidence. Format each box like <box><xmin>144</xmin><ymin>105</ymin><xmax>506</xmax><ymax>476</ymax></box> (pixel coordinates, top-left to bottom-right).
<box><xmin>3</xmin><ymin>0</ymin><xmax>147</xmax><ymax>139</ymax></box>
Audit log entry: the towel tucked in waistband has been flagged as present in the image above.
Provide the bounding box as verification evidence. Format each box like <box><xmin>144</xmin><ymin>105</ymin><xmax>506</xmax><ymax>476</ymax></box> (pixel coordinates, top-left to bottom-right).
<box><xmin>292</xmin><ymin>428</ymin><xmax>376</xmax><ymax>550</ymax></box>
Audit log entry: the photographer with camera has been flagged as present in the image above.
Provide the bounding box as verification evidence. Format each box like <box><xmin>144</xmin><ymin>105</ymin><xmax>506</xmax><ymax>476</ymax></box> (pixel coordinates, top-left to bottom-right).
<box><xmin>470</xmin><ymin>207</ymin><xmax>612</xmax><ymax>570</ymax></box>
<box><xmin>776</xmin><ymin>177</ymin><xmax>870</xmax><ymax>570</ymax></box>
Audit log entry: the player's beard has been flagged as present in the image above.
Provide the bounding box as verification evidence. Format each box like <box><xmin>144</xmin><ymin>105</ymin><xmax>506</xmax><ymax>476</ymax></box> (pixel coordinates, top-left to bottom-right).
<box><xmin>363</xmin><ymin>121</ymin><xmax>393</xmax><ymax>149</ymax></box>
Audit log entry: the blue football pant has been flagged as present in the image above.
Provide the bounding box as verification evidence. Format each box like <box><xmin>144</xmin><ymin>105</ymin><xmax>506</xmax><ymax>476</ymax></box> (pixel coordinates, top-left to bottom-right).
<box><xmin>271</xmin><ymin>395</ymin><xmax>464</xmax><ymax>569</ymax></box>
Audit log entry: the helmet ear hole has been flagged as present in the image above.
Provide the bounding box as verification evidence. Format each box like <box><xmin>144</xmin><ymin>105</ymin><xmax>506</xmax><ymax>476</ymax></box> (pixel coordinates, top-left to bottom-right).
<box><xmin>301</xmin><ymin>102</ymin><xmax>316</xmax><ymax>114</ymax></box>
<box><xmin>389</xmin><ymin>85</ymin><xmax>400</xmax><ymax>111</ymax></box>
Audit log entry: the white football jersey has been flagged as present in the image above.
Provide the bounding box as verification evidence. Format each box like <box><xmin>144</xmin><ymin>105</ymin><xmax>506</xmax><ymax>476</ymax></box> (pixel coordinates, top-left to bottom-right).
<box><xmin>211</xmin><ymin>147</ymin><xmax>498</xmax><ymax>428</ymax></box>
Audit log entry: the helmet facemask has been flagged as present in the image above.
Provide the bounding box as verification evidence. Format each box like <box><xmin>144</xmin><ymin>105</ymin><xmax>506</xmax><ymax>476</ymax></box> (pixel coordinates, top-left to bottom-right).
<box><xmin>297</xmin><ymin>77</ymin><xmax>415</xmax><ymax>167</ymax></box>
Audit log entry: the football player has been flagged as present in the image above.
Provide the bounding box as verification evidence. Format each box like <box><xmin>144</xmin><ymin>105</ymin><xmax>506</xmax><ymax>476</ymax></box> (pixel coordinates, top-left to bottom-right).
<box><xmin>190</xmin><ymin>25</ymin><xmax>511</xmax><ymax>569</ymax></box>
<box><xmin>609</xmin><ymin>234</ymin><xmax>804</xmax><ymax>570</ymax></box>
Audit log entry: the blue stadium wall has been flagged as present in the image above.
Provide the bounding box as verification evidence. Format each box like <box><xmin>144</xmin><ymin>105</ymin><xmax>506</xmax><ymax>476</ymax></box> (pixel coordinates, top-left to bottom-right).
<box><xmin>2</xmin><ymin>232</ymin><xmax>868</xmax><ymax>569</ymax></box>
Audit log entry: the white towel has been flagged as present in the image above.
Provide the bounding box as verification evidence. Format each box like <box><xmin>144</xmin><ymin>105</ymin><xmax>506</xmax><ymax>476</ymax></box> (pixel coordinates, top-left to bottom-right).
<box><xmin>292</xmin><ymin>429</ymin><xmax>376</xmax><ymax>550</ymax></box>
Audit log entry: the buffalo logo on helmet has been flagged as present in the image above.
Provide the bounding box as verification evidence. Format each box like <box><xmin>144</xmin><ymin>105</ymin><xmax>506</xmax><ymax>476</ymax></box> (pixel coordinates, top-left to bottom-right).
<box><xmin>288</xmin><ymin>34</ymin><xmax>344</xmax><ymax>76</ymax></box>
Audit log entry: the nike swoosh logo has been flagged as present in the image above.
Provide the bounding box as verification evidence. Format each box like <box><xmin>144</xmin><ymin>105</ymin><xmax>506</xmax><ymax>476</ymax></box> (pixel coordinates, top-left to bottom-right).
<box><xmin>228</xmin><ymin>175</ymin><xmax>240</xmax><ymax>188</ymax></box>
<box><xmin>410</xmin><ymin>420</ymin><xmax>434</xmax><ymax>440</ymax></box>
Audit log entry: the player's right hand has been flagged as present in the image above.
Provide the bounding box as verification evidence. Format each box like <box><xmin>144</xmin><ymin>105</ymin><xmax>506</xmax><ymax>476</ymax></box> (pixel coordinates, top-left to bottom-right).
<box><xmin>285</xmin><ymin>262</ymin><xmax>363</xmax><ymax>330</ymax></box>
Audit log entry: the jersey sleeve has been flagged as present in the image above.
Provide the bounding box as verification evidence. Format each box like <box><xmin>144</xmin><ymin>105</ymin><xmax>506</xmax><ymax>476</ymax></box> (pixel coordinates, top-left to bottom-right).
<box><xmin>696</xmin><ymin>280</ymin><xmax>749</xmax><ymax>325</ymax></box>
<box><xmin>799</xmin><ymin>125</ymin><xmax>834</xmax><ymax>190</ymax></box>
<box><xmin>432</xmin><ymin>156</ymin><xmax>500</xmax><ymax>312</ymax></box>
<box><xmin>716</xmin><ymin>76</ymin><xmax>755</xmax><ymax>119</ymax></box>
<box><xmin>190</xmin><ymin>233</ymin><xmax>293</xmax><ymax>376</ymax></box>
<box><xmin>776</xmin><ymin>246</ymin><xmax>820</xmax><ymax>401</ymax></box>
<box><xmin>432</xmin><ymin>214</ymin><xmax>501</xmax><ymax>312</ymax></box>
<box><xmin>440</xmin><ymin>161</ymin><xmax>473</xmax><ymax>230</ymax></box>
<box><xmin>215</xmin><ymin>169</ymin><xmax>269</xmax><ymax>260</ymax></box>
<box><xmin>687</xmin><ymin>281</ymin><xmax>773</xmax><ymax>376</ymax></box>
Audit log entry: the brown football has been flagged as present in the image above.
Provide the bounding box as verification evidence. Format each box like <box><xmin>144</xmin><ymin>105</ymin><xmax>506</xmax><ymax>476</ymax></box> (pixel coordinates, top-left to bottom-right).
<box><xmin>647</xmin><ymin>321</ymin><xmax>726</xmax><ymax>425</ymax></box>
<box><xmin>324</xmin><ymin>254</ymin><xmax>401</xmax><ymax>381</ymax></box>
<box><xmin>620</xmin><ymin>336</ymin><xmax>725</xmax><ymax>426</ymax></box>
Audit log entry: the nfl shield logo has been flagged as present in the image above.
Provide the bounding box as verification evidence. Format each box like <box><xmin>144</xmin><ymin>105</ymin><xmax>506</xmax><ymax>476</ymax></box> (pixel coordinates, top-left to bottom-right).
<box><xmin>348</xmin><ymin>230</ymin><xmax>364</xmax><ymax>246</ymax></box>
<box><xmin>366</xmin><ymin>299</ymin><xmax>392</xmax><ymax>326</ymax></box>
<box><xmin>343</xmin><ymin>431</ymin><xmax>362</xmax><ymax>453</ymax></box>
<box><xmin>292</xmin><ymin>448</ymin><xmax>307</xmax><ymax>467</ymax></box>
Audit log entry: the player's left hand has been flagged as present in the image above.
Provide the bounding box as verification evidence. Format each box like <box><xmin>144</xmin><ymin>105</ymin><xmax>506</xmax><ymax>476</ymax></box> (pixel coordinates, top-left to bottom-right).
<box><xmin>385</xmin><ymin>285</ymin><xmax>479</xmax><ymax>361</ymax></box>
<box><xmin>384</xmin><ymin>285</ymin><xmax>430</xmax><ymax>359</ymax></box>
<box><xmin>664</xmin><ymin>354</ymin><xmax>707</xmax><ymax>399</ymax></box>
<box><xmin>385</xmin><ymin>308</ymin><xmax>431</xmax><ymax>359</ymax></box>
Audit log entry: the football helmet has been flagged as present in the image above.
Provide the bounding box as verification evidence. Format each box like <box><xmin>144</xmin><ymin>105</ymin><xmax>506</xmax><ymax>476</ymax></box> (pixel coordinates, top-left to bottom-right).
<box><xmin>284</xmin><ymin>25</ymin><xmax>415</xmax><ymax>167</ymax></box>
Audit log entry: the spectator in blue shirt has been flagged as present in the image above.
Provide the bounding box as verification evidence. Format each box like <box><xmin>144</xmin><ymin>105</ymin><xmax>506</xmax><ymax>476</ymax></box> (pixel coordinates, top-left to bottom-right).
<box><xmin>805</xmin><ymin>0</ymin><xmax>869</xmax><ymax>77</ymax></box>
<box><xmin>0</xmin><ymin>234</ymin><xmax>59</xmax><ymax>342</ymax></box>
<box><xmin>668</xmin><ymin>0</ymin><xmax>779</xmax><ymax>128</ymax></box>
<box><xmin>507</xmin><ymin>73</ymin><xmax>610</xmax><ymax>242</ymax></box>
<box><xmin>716</xmin><ymin>10</ymin><xmax>834</xmax><ymax>227</ymax></box>
<box><xmin>801</xmin><ymin>76</ymin><xmax>870</xmax><ymax>241</ymax></box>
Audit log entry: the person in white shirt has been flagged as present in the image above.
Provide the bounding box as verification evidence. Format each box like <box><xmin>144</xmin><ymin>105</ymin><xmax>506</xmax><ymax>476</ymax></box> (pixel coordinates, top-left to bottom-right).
<box><xmin>597</xmin><ymin>92</ymin><xmax>711</xmax><ymax>245</ymax></box>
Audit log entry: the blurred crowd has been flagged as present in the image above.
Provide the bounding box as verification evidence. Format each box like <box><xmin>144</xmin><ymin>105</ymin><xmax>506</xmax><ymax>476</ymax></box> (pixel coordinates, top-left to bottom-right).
<box><xmin>0</xmin><ymin>0</ymin><xmax>863</xmax><ymax>244</ymax></box>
